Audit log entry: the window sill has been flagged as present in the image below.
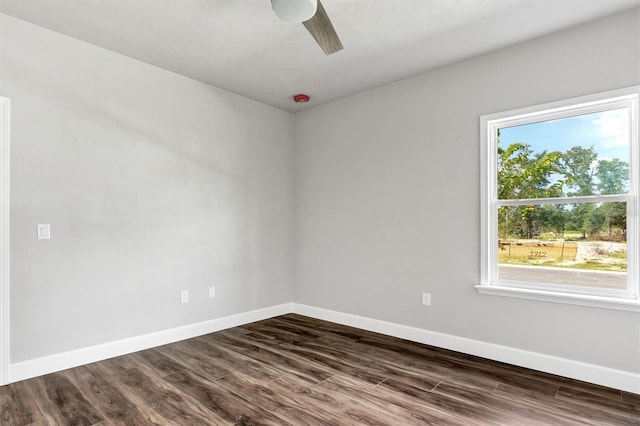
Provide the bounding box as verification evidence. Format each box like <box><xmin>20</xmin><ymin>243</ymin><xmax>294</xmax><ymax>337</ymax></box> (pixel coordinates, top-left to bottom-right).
<box><xmin>475</xmin><ymin>285</ymin><xmax>640</xmax><ymax>312</ymax></box>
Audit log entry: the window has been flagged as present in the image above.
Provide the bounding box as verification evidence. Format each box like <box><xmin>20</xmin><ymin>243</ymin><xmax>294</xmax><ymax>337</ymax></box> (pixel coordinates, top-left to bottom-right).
<box><xmin>479</xmin><ymin>87</ymin><xmax>639</xmax><ymax>311</ymax></box>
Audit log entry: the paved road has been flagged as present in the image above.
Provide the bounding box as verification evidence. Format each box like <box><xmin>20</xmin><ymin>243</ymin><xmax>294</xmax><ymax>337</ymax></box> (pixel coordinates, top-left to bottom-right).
<box><xmin>498</xmin><ymin>265</ymin><xmax>626</xmax><ymax>289</ymax></box>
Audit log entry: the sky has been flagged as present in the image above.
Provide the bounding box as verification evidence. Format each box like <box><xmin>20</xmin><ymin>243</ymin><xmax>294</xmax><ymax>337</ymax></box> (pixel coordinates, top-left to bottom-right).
<box><xmin>499</xmin><ymin>108</ymin><xmax>630</xmax><ymax>164</ymax></box>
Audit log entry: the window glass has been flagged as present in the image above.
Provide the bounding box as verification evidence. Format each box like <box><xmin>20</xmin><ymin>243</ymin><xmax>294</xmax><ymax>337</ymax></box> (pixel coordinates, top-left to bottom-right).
<box><xmin>480</xmin><ymin>87</ymin><xmax>639</xmax><ymax>310</ymax></box>
<box><xmin>497</xmin><ymin>202</ymin><xmax>627</xmax><ymax>290</ymax></box>
<box><xmin>497</xmin><ymin>109</ymin><xmax>629</xmax><ymax>200</ymax></box>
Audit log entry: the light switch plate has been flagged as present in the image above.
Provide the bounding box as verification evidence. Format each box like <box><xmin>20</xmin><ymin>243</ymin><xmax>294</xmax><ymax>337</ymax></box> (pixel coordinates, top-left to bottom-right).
<box><xmin>37</xmin><ymin>224</ymin><xmax>51</xmax><ymax>240</ymax></box>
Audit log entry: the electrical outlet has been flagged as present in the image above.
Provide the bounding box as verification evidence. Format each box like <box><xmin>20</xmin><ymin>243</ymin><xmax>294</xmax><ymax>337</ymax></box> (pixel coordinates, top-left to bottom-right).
<box><xmin>422</xmin><ymin>292</ymin><xmax>431</xmax><ymax>306</ymax></box>
<box><xmin>181</xmin><ymin>290</ymin><xmax>189</xmax><ymax>303</ymax></box>
<box><xmin>209</xmin><ymin>286</ymin><xmax>216</xmax><ymax>298</ymax></box>
<box><xmin>37</xmin><ymin>224</ymin><xmax>51</xmax><ymax>240</ymax></box>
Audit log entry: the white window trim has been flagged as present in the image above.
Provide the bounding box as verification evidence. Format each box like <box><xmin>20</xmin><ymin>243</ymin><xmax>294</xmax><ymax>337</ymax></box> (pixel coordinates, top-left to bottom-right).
<box><xmin>478</xmin><ymin>86</ymin><xmax>640</xmax><ymax>312</ymax></box>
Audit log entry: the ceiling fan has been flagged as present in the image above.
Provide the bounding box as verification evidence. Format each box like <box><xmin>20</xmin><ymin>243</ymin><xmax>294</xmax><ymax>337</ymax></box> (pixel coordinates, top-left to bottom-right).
<box><xmin>271</xmin><ymin>0</ymin><xmax>343</xmax><ymax>55</ymax></box>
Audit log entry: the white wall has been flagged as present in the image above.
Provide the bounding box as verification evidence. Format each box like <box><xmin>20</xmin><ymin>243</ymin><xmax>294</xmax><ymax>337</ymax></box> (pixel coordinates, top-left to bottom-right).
<box><xmin>0</xmin><ymin>13</ymin><xmax>294</xmax><ymax>363</ymax></box>
<box><xmin>294</xmin><ymin>9</ymin><xmax>640</xmax><ymax>373</ymax></box>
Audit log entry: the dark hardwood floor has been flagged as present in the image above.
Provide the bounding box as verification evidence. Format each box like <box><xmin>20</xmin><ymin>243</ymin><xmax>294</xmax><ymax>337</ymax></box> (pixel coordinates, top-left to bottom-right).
<box><xmin>1</xmin><ymin>313</ymin><xmax>639</xmax><ymax>425</ymax></box>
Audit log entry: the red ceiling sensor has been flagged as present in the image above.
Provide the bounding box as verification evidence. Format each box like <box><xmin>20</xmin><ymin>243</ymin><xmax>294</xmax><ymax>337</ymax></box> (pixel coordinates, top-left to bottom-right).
<box><xmin>293</xmin><ymin>93</ymin><xmax>310</xmax><ymax>103</ymax></box>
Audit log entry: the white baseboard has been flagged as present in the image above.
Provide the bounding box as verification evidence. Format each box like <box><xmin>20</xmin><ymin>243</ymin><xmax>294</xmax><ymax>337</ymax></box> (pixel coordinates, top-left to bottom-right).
<box><xmin>7</xmin><ymin>301</ymin><xmax>639</xmax><ymax>395</ymax></box>
<box><xmin>8</xmin><ymin>303</ymin><xmax>293</xmax><ymax>384</ymax></box>
<box><xmin>292</xmin><ymin>303</ymin><xmax>640</xmax><ymax>394</ymax></box>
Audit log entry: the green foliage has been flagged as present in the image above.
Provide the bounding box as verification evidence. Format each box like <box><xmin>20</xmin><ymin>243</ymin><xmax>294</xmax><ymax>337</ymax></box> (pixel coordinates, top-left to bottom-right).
<box><xmin>583</xmin><ymin>206</ymin><xmax>605</xmax><ymax>237</ymax></box>
<box><xmin>498</xmin><ymin>139</ymin><xmax>629</xmax><ymax>241</ymax></box>
<box><xmin>596</xmin><ymin>159</ymin><xmax>629</xmax><ymax>195</ymax></box>
<box><xmin>595</xmin><ymin>160</ymin><xmax>628</xmax><ymax>238</ymax></box>
<box><xmin>497</xmin><ymin>143</ymin><xmax>563</xmax><ymax>200</ymax></box>
<box><xmin>559</xmin><ymin>146</ymin><xmax>596</xmax><ymax>196</ymax></box>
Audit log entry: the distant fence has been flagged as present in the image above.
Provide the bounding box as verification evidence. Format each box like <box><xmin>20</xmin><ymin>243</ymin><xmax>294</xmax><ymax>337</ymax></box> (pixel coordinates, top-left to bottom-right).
<box><xmin>498</xmin><ymin>240</ymin><xmax>577</xmax><ymax>262</ymax></box>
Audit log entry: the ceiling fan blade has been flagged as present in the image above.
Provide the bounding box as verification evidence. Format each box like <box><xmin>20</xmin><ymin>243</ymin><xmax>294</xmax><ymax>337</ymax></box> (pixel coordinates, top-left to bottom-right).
<box><xmin>302</xmin><ymin>0</ymin><xmax>343</xmax><ymax>55</ymax></box>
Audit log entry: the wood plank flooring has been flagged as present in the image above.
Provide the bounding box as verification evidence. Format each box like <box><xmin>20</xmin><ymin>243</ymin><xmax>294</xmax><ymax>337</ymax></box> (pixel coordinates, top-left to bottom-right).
<box><xmin>1</xmin><ymin>313</ymin><xmax>639</xmax><ymax>425</ymax></box>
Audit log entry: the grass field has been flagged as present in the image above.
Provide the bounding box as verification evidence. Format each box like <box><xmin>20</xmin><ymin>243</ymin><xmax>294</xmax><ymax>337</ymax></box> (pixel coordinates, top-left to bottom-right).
<box><xmin>498</xmin><ymin>239</ymin><xmax>627</xmax><ymax>271</ymax></box>
<box><xmin>498</xmin><ymin>240</ymin><xmax>577</xmax><ymax>263</ymax></box>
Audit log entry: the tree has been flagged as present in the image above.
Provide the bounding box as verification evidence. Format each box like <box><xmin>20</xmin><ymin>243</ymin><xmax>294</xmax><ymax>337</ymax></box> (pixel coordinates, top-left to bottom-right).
<box><xmin>496</xmin><ymin>143</ymin><xmax>631</xmax><ymax>240</ymax></box>
<box><xmin>596</xmin><ymin>159</ymin><xmax>629</xmax><ymax>239</ymax></box>
<box><xmin>497</xmin><ymin>142</ymin><xmax>563</xmax><ymax>238</ymax></box>
<box><xmin>583</xmin><ymin>207</ymin><xmax>605</xmax><ymax>238</ymax></box>
<box><xmin>557</xmin><ymin>146</ymin><xmax>598</xmax><ymax>239</ymax></box>
<box><xmin>596</xmin><ymin>159</ymin><xmax>629</xmax><ymax>195</ymax></box>
<box><xmin>559</xmin><ymin>146</ymin><xmax>596</xmax><ymax>196</ymax></box>
<box><xmin>497</xmin><ymin>143</ymin><xmax>563</xmax><ymax>200</ymax></box>
<box><xmin>565</xmin><ymin>203</ymin><xmax>593</xmax><ymax>239</ymax></box>
<box><xmin>600</xmin><ymin>202</ymin><xmax>626</xmax><ymax>239</ymax></box>
<box><xmin>541</xmin><ymin>204</ymin><xmax>568</xmax><ymax>237</ymax></box>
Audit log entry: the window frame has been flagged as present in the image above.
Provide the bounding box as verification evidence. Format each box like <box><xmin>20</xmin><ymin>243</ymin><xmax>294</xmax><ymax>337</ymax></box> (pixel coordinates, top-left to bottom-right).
<box><xmin>478</xmin><ymin>86</ymin><xmax>640</xmax><ymax>311</ymax></box>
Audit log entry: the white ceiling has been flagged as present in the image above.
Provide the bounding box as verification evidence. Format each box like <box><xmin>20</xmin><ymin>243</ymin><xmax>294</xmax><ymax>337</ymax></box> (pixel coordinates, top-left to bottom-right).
<box><xmin>1</xmin><ymin>0</ymin><xmax>639</xmax><ymax>112</ymax></box>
